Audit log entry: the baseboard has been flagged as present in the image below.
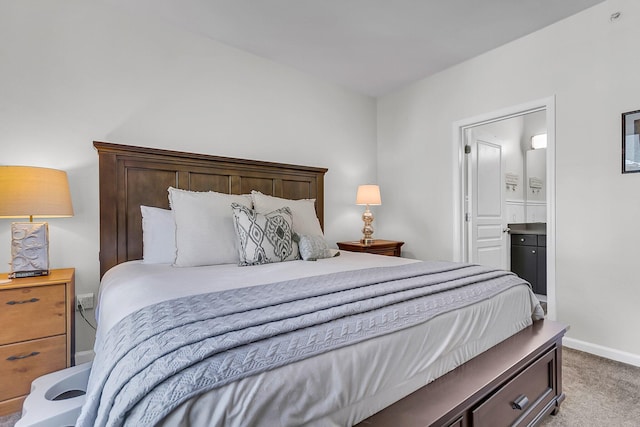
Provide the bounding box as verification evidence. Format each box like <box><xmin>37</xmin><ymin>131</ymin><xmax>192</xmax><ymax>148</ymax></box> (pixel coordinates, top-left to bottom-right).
<box><xmin>75</xmin><ymin>350</ymin><xmax>95</xmax><ymax>365</ymax></box>
<box><xmin>563</xmin><ymin>337</ymin><xmax>640</xmax><ymax>367</ymax></box>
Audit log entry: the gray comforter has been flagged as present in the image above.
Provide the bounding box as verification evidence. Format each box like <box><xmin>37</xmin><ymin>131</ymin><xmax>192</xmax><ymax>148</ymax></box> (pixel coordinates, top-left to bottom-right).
<box><xmin>76</xmin><ymin>261</ymin><xmax>538</xmax><ymax>427</ymax></box>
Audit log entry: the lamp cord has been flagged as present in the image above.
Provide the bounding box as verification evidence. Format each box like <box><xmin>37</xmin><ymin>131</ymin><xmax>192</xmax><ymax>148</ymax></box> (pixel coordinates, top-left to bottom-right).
<box><xmin>77</xmin><ymin>302</ymin><xmax>97</xmax><ymax>331</ymax></box>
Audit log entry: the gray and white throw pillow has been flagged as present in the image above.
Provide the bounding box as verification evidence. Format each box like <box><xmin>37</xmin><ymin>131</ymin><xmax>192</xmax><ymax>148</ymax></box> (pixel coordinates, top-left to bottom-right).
<box><xmin>294</xmin><ymin>234</ymin><xmax>333</xmax><ymax>261</ymax></box>
<box><xmin>231</xmin><ymin>203</ymin><xmax>299</xmax><ymax>266</ymax></box>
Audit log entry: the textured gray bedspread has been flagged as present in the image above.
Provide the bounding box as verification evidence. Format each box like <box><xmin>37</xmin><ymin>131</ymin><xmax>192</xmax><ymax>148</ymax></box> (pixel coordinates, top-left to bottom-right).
<box><xmin>76</xmin><ymin>261</ymin><xmax>537</xmax><ymax>427</ymax></box>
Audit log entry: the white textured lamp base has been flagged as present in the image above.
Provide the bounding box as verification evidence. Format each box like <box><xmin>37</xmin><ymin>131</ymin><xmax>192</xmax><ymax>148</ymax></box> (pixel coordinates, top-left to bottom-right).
<box><xmin>9</xmin><ymin>222</ymin><xmax>49</xmax><ymax>278</ymax></box>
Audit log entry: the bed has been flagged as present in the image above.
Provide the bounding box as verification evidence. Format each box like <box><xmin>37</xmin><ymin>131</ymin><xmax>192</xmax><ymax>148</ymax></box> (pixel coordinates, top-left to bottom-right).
<box><xmin>83</xmin><ymin>141</ymin><xmax>566</xmax><ymax>427</ymax></box>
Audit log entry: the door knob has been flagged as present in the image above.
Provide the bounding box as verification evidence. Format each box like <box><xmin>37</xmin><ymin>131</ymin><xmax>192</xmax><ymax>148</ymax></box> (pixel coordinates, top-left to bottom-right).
<box><xmin>503</xmin><ymin>227</ymin><xmax>511</xmax><ymax>233</ymax></box>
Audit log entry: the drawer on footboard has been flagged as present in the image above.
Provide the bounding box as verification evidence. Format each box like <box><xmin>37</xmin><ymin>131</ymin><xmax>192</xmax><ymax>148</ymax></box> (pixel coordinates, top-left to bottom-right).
<box><xmin>472</xmin><ymin>347</ymin><xmax>557</xmax><ymax>426</ymax></box>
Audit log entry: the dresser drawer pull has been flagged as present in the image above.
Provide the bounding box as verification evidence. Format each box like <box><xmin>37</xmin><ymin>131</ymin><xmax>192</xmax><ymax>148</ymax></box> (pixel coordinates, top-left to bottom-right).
<box><xmin>7</xmin><ymin>351</ymin><xmax>40</xmax><ymax>361</ymax></box>
<box><xmin>511</xmin><ymin>394</ymin><xmax>529</xmax><ymax>410</ymax></box>
<box><xmin>6</xmin><ymin>297</ymin><xmax>40</xmax><ymax>305</ymax></box>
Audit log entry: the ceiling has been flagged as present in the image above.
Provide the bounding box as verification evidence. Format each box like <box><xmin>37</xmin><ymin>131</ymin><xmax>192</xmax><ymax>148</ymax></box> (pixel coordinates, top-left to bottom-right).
<box><xmin>106</xmin><ymin>0</ymin><xmax>605</xmax><ymax>97</ymax></box>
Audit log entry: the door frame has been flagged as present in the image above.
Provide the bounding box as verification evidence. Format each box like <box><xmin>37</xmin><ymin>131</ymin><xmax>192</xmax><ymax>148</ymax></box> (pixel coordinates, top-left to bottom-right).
<box><xmin>451</xmin><ymin>96</ymin><xmax>557</xmax><ymax>320</ymax></box>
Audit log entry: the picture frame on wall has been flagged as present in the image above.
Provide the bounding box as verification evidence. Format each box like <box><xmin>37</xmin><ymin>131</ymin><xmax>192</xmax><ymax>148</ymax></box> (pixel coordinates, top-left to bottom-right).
<box><xmin>622</xmin><ymin>109</ymin><xmax>640</xmax><ymax>173</ymax></box>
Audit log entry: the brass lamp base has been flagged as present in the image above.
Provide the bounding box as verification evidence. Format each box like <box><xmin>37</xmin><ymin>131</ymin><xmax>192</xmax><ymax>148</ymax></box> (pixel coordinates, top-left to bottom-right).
<box><xmin>361</xmin><ymin>204</ymin><xmax>375</xmax><ymax>245</ymax></box>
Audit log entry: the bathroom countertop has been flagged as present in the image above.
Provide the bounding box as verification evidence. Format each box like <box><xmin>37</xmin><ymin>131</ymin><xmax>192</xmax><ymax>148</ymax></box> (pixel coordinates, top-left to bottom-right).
<box><xmin>508</xmin><ymin>223</ymin><xmax>546</xmax><ymax>235</ymax></box>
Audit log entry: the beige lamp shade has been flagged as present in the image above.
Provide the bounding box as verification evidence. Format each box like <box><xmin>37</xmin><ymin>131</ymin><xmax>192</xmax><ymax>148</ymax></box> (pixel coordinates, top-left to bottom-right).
<box><xmin>0</xmin><ymin>166</ymin><xmax>74</xmax><ymax>219</ymax></box>
<box><xmin>356</xmin><ymin>185</ymin><xmax>381</xmax><ymax>206</ymax></box>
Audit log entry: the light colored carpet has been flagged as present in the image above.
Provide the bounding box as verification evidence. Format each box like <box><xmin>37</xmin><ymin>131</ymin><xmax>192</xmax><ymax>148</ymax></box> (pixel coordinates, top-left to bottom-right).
<box><xmin>540</xmin><ymin>347</ymin><xmax>640</xmax><ymax>426</ymax></box>
<box><xmin>0</xmin><ymin>412</ymin><xmax>19</xmax><ymax>427</ymax></box>
<box><xmin>0</xmin><ymin>347</ymin><xmax>637</xmax><ymax>426</ymax></box>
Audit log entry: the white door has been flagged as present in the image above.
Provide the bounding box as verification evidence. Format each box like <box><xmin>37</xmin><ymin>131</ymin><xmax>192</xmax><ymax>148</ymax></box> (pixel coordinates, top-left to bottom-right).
<box><xmin>467</xmin><ymin>133</ymin><xmax>507</xmax><ymax>269</ymax></box>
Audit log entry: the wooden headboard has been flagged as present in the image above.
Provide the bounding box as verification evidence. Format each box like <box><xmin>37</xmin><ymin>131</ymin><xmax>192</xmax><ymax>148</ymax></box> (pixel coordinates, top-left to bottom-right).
<box><xmin>95</xmin><ymin>141</ymin><xmax>328</xmax><ymax>277</ymax></box>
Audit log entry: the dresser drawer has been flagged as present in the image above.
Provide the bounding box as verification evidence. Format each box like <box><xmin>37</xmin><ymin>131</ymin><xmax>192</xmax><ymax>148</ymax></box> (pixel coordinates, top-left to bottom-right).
<box><xmin>510</xmin><ymin>234</ymin><xmax>538</xmax><ymax>246</ymax></box>
<box><xmin>0</xmin><ymin>335</ymin><xmax>67</xmax><ymax>401</ymax></box>
<box><xmin>472</xmin><ymin>348</ymin><xmax>556</xmax><ymax>426</ymax></box>
<box><xmin>0</xmin><ymin>285</ymin><xmax>67</xmax><ymax>345</ymax></box>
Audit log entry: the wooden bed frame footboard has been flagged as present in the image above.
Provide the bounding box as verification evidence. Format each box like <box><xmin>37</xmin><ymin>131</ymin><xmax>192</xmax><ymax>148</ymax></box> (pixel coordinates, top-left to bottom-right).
<box><xmin>95</xmin><ymin>141</ymin><xmax>565</xmax><ymax>427</ymax></box>
<box><xmin>357</xmin><ymin>319</ymin><xmax>566</xmax><ymax>427</ymax></box>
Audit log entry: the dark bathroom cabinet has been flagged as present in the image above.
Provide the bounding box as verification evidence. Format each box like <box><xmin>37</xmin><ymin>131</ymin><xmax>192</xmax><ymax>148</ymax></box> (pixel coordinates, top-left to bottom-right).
<box><xmin>510</xmin><ymin>234</ymin><xmax>547</xmax><ymax>296</ymax></box>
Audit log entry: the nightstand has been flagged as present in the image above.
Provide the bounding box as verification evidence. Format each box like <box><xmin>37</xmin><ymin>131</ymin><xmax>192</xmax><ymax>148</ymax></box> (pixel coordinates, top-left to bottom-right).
<box><xmin>336</xmin><ymin>239</ymin><xmax>404</xmax><ymax>257</ymax></box>
<box><xmin>0</xmin><ymin>268</ymin><xmax>75</xmax><ymax>415</ymax></box>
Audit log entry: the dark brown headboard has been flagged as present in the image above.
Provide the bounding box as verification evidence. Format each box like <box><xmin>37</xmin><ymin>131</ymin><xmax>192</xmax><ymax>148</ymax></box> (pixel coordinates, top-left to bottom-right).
<box><xmin>95</xmin><ymin>141</ymin><xmax>328</xmax><ymax>277</ymax></box>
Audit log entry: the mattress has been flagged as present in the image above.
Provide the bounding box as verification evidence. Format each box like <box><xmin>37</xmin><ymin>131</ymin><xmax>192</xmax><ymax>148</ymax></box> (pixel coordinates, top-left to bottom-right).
<box><xmin>95</xmin><ymin>251</ymin><xmax>416</xmax><ymax>345</ymax></box>
<box><xmin>92</xmin><ymin>252</ymin><xmax>542</xmax><ymax>426</ymax></box>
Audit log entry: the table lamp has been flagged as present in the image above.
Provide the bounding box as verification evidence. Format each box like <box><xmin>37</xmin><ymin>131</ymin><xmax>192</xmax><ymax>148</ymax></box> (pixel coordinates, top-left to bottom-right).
<box><xmin>356</xmin><ymin>184</ymin><xmax>381</xmax><ymax>245</ymax></box>
<box><xmin>0</xmin><ymin>166</ymin><xmax>74</xmax><ymax>278</ymax></box>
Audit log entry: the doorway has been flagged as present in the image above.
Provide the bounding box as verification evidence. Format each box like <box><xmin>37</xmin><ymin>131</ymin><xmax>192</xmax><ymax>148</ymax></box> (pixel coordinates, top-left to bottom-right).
<box><xmin>452</xmin><ymin>97</ymin><xmax>556</xmax><ymax>320</ymax></box>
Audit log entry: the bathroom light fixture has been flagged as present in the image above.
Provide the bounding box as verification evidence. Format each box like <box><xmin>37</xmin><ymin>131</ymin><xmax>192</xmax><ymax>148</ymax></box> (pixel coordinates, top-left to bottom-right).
<box><xmin>531</xmin><ymin>134</ymin><xmax>547</xmax><ymax>150</ymax></box>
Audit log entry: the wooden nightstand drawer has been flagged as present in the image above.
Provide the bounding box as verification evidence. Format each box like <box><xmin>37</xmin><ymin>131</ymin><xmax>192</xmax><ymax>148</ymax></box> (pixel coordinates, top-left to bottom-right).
<box><xmin>0</xmin><ymin>284</ymin><xmax>67</xmax><ymax>345</ymax></box>
<box><xmin>365</xmin><ymin>247</ymin><xmax>398</xmax><ymax>256</ymax></box>
<box><xmin>472</xmin><ymin>347</ymin><xmax>556</xmax><ymax>426</ymax></box>
<box><xmin>0</xmin><ymin>335</ymin><xmax>67</xmax><ymax>401</ymax></box>
<box><xmin>336</xmin><ymin>240</ymin><xmax>404</xmax><ymax>257</ymax></box>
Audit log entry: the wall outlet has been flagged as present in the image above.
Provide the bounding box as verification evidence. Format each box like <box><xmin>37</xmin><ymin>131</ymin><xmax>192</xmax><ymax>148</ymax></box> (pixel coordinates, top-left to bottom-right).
<box><xmin>77</xmin><ymin>293</ymin><xmax>94</xmax><ymax>311</ymax></box>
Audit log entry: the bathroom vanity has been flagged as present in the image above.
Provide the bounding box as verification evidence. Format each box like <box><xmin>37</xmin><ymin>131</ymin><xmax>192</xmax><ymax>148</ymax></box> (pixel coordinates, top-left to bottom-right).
<box><xmin>509</xmin><ymin>223</ymin><xmax>546</xmax><ymax>296</ymax></box>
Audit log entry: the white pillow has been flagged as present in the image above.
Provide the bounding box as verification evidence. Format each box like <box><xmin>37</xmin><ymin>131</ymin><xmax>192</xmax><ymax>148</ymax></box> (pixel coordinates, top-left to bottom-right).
<box><xmin>140</xmin><ymin>206</ymin><xmax>176</xmax><ymax>264</ymax></box>
<box><xmin>250</xmin><ymin>191</ymin><xmax>323</xmax><ymax>237</ymax></box>
<box><xmin>168</xmin><ymin>187</ymin><xmax>252</xmax><ymax>267</ymax></box>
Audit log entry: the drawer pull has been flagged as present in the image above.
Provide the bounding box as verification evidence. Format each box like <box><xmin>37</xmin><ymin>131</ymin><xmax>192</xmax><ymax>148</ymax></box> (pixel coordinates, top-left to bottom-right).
<box><xmin>7</xmin><ymin>351</ymin><xmax>40</xmax><ymax>361</ymax></box>
<box><xmin>511</xmin><ymin>394</ymin><xmax>529</xmax><ymax>410</ymax></box>
<box><xmin>6</xmin><ymin>297</ymin><xmax>40</xmax><ymax>305</ymax></box>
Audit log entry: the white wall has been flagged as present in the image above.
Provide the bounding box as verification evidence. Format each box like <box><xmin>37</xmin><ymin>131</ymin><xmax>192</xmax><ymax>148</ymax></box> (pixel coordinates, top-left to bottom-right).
<box><xmin>525</xmin><ymin>149</ymin><xmax>547</xmax><ymax>205</ymax></box>
<box><xmin>522</xmin><ymin>111</ymin><xmax>547</xmax><ymax>208</ymax></box>
<box><xmin>378</xmin><ymin>0</ymin><xmax>640</xmax><ymax>360</ymax></box>
<box><xmin>0</xmin><ymin>1</ymin><xmax>376</xmax><ymax>352</ymax></box>
<box><xmin>472</xmin><ymin>116</ymin><xmax>526</xmax><ymax>203</ymax></box>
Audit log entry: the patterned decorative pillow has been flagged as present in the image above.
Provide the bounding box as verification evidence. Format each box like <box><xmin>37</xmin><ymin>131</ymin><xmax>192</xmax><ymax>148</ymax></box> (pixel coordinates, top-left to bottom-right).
<box><xmin>294</xmin><ymin>234</ymin><xmax>333</xmax><ymax>261</ymax></box>
<box><xmin>231</xmin><ymin>203</ymin><xmax>299</xmax><ymax>266</ymax></box>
